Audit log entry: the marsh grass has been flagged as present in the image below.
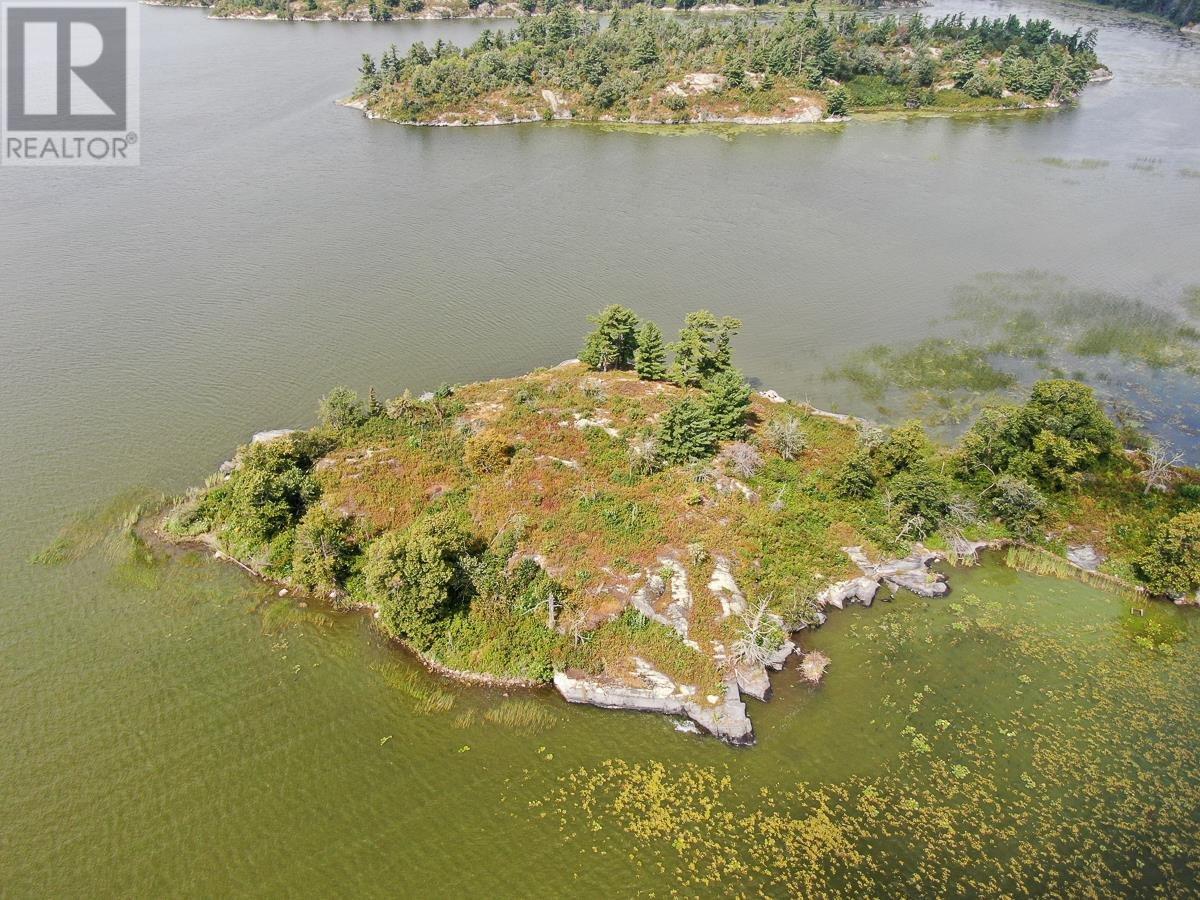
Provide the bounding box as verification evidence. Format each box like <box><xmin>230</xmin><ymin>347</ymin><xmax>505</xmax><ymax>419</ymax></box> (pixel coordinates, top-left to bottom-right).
<box><xmin>372</xmin><ymin>663</ymin><xmax>457</xmax><ymax>714</ymax></box>
<box><xmin>31</xmin><ymin>488</ymin><xmax>164</xmax><ymax>565</ymax></box>
<box><xmin>952</xmin><ymin>272</ymin><xmax>1200</xmax><ymax>375</ymax></box>
<box><xmin>827</xmin><ymin>338</ymin><xmax>1016</xmax><ymax>419</ymax></box>
<box><xmin>483</xmin><ymin>699</ymin><xmax>558</xmax><ymax>732</ymax></box>
<box><xmin>1039</xmin><ymin>157</ymin><xmax>1109</xmax><ymax>170</ymax></box>
<box><xmin>1003</xmin><ymin>546</ymin><xmax>1141</xmax><ymax>601</ymax></box>
<box><xmin>1185</xmin><ymin>286</ymin><xmax>1200</xmax><ymax>319</ymax></box>
<box><xmin>260</xmin><ymin>598</ymin><xmax>334</xmax><ymax>634</ymax></box>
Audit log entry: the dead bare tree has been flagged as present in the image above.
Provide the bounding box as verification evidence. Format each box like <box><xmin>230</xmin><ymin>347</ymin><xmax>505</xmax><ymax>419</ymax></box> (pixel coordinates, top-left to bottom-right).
<box><xmin>1139</xmin><ymin>442</ymin><xmax>1184</xmax><ymax>494</ymax></box>
<box><xmin>730</xmin><ymin>597</ymin><xmax>782</xmax><ymax>668</ymax></box>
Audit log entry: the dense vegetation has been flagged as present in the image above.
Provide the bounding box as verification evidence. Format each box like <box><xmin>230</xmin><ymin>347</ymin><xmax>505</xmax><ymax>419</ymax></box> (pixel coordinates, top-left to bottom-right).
<box><xmin>354</xmin><ymin>5</ymin><xmax>1105</xmax><ymax>125</ymax></box>
<box><xmin>164</xmin><ymin>307</ymin><xmax>1197</xmax><ymax>691</ymax></box>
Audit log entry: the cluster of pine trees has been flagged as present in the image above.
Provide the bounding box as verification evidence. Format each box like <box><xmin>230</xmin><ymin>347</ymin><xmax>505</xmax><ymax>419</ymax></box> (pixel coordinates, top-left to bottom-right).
<box><xmin>580</xmin><ymin>305</ymin><xmax>752</xmax><ymax>464</ymax></box>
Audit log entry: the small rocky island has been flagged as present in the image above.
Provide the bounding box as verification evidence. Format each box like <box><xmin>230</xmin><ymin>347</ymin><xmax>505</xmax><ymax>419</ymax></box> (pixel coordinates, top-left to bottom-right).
<box><xmin>161</xmin><ymin>307</ymin><xmax>1199</xmax><ymax>742</ymax></box>
<box><xmin>348</xmin><ymin>6</ymin><xmax>1109</xmax><ymax>126</ymax></box>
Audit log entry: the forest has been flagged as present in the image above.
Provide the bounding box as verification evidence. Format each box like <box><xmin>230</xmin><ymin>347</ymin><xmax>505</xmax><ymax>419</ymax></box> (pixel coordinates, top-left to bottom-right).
<box><xmin>354</xmin><ymin>5</ymin><xmax>1106</xmax><ymax>124</ymax></box>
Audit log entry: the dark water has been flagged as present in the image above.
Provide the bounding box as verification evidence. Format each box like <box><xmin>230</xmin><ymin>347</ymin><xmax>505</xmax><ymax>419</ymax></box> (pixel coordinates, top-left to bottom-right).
<box><xmin>1</xmin><ymin>1</ymin><xmax>1198</xmax><ymax>895</ymax></box>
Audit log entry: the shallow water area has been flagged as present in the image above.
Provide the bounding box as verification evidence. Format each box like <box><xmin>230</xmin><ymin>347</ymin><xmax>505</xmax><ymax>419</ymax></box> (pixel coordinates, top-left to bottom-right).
<box><xmin>2</xmin><ymin>0</ymin><xmax>1199</xmax><ymax>893</ymax></box>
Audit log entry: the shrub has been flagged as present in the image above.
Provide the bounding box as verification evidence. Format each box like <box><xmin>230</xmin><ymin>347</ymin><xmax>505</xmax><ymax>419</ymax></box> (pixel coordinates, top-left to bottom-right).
<box><xmin>364</xmin><ymin>514</ymin><xmax>475</xmax><ymax>647</ymax></box>
<box><xmin>1135</xmin><ymin>511</ymin><xmax>1200</xmax><ymax>597</ymax></box>
<box><xmin>875</xmin><ymin>420</ymin><xmax>933</xmax><ymax>478</ymax></box>
<box><xmin>291</xmin><ymin>506</ymin><xmax>354</xmax><ymax>592</ymax></box>
<box><xmin>764</xmin><ymin>417</ymin><xmax>808</xmax><ymax>460</ymax></box>
<box><xmin>463</xmin><ymin>431</ymin><xmax>514</xmax><ymax>474</ymax></box>
<box><xmin>836</xmin><ymin>448</ymin><xmax>877</xmax><ymax>499</ymax></box>
<box><xmin>988</xmin><ymin>475</ymin><xmax>1047</xmax><ymax>539</ymax></box>
<box><xmin>825</xmin><ymin>85</ymin><xmax>849</xmax><ymax>116</ymax></box>
<box><xmin>1022</xmin><ymin>379</ymin><xmax>1118</xmax><ymax>459</ymax></box>
<box><xmin>319</xmin><ymin>387</ymin><xmax>367</xmax><ymax>430</ymax></box>
<box><xmin>957</xmin><ymin>380</ymin><xmax>1118</xmax><ymax>488</ymax></box>
<box><xmin>720</xmin><ymin>441</ymin><xmax>763</xmax><ymax>478</ymax></box>
<box><xmin>210</xmin><ymin>438</ymin><xmax>318</xmax><ymax>556</ymax></box>
<box><xmin>628</xmin><ymin>434</ymin><xmax>661</xmax><ymax>475</ymax></box>
<box><xmin>888</xmin><ymin>462</ymin><xmax>952</xmax><ymax>536</ymax></box>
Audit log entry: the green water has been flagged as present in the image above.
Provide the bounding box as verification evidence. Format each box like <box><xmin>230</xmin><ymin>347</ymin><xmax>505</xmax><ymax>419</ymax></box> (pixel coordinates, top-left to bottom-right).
<box><xmin>3</xmin><ymin>0</ymin><xmax>1200</xmax><ymax>893</ymax></box>
<box><xmin>7</xmin><ymin>525</ymin><xmax>1198</xmax><ymax>894</ymax></box>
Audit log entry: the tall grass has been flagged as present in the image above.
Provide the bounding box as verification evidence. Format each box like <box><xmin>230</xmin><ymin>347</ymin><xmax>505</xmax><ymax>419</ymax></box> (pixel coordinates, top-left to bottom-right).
<box><xmin>483</xmin><ymin>699</ymin><xmax>557</xmax><ymax>732</ymax></box>
<box><xmin>373</xmin><ymin>663</ymin><xmax>456</xmax><ymax>714</ymax></box>
<box><xmin>1004</xmin><ymin>546</ymin><xmax>1142</xmax><ymax>601</ymax></box>
<box><xmin>31</xmin><ymin>488</ymin><xmax>165</xmax><ymax>565</ymax></box>
<box><xmin>260</xmin><ymin>598</ymin><xmax>333</xmax><ymax>634</ymax></box>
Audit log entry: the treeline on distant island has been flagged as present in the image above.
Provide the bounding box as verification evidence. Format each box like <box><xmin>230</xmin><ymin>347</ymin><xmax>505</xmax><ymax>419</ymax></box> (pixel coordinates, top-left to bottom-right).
<box><xmin>357</xmin><ymin>5</ymin><xmax>1101</xmax><ymax>121</ymax></box>
<box><xmin>197</xmin><ymin>0</ymin><xmax>930</xmax><ymax>23</ymax></box>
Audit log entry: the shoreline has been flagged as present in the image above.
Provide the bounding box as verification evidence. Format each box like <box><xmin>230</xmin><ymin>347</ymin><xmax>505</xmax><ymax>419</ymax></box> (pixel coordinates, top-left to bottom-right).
<box><xmin>150</xmin><ymin>373</ymin><xmax>1166</xmax><ymax>745</ymax></box>
<box><xmin>341</xmin><ymin>96</ymin><xmax>1078</xmax><ymax>129</ymax></box>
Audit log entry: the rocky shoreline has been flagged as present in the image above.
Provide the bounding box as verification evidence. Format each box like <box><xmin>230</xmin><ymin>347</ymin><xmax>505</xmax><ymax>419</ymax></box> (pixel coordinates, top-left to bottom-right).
<box><xmin>159</xmin><ymin>388</ymin><xmax>965</xmax><ymax>746</ymax></box>
<box><xmin>158</xmin><ymin>369</ymin><xmax>1187</xmax><ymax>746</ymax></box>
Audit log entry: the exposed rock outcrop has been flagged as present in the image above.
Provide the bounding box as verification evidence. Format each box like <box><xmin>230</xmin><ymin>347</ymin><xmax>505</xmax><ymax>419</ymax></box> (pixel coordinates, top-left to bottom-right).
<box><xmin>554</xmin><ymin>661</ymin><xmax>754</xmax><ymax>745</ymax></box>
<box><xmin>845</xmin><ymin>544</ymin><xmax>949</xmax><ymax>598</ymax></box>
<box><xmin>1067</xmin><ymin>544</ymin><xmax>1105</xmax><ymax>572</ymax></box>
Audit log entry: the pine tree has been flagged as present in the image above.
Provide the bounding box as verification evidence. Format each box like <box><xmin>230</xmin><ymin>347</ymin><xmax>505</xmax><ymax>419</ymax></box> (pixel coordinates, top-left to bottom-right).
<box><xmin>669</xmin><ymin>311</ymin><xmax>742</xmax><ymax>387</ymax></box>
<box><xmin>580</xmin><ymin>305</ymin><xmax>640</xmax><ymax>371</ymax></box>
<box><xmin>825</xmin><ymin>85</ymin><xmax>848</xmax><ymax>118</ymax></box>
<box><xmin>657</xmin><ymin>397</ymin><xmax>716</xmax><ymax>464</ymax></box>
<box><xmin>634</xmin><ymin>322</ymin><xmax>667</xmax><ymax>381</ymax></box>
<box><xmin>705</xmin><ymin>369</ymin><xmax>752</xmax><ymax>441</ymax></box>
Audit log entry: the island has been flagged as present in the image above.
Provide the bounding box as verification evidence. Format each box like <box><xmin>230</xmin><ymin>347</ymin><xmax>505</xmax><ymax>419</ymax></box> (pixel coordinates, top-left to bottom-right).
<box><xmin>149</xmin><ymin>0</ymin><xmax>920</xmax><ymax>24</ymax></box>
<box><xmin>347</xmin><ymin>6</ymin><xmax>1108</xmax><ymax>126</ymax></box>
<box><xmin>159</xmin><ymin>307</ymin><xmax>1199</xmax><ymax>742</ymax></box>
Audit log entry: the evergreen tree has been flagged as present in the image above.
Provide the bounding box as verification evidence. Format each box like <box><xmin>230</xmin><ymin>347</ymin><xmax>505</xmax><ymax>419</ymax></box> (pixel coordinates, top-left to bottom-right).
<box><xmin>668</xmin><ymin>311</ymin><xmax>742</xmax><ymax>387</ymax></box>
<box><xmin>705</xmin><ymin>369</ymin><xmax>752</xmax><ymax>441</ymax></box>
<box><xmin>634</xmin><ymin>321</ymin><xmax>667</xmax><ymax>380</ymax></box>
<box><xmin>657</xmin><ymin>397</ymin><xmax>716</xmax><ymax>464</ymax></box>
<box><xmin>825</xmin><ymin>85</ymin><xmax>848</xmax><ymax>118</ymax></box>
<box><xmin>580</xmin><ymin>305</ymin><xmax>640</xmax><ymax>371</ymax></box>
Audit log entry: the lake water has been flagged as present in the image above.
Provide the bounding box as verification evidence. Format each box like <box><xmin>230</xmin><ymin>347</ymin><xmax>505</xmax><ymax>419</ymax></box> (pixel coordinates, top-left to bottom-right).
<box><xmin>2</xmin><ymin>0</ymin><xmax>1199</xmax><ymax>895</ymax></box>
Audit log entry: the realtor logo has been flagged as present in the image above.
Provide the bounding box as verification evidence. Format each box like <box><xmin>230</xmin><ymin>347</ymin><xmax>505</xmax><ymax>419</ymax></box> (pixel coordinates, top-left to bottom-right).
<box><xmin>2</xmin><ymin>0</ymin><xmax>139</xmax><ymax>165</ymax></box>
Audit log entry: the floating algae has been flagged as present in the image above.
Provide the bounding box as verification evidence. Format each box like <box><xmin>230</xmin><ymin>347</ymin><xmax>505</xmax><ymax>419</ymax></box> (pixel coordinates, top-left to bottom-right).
<box><xmin>523</xmin><ymin>576</ymin><xmax>1200</xmax><ymax>895</ymax></box>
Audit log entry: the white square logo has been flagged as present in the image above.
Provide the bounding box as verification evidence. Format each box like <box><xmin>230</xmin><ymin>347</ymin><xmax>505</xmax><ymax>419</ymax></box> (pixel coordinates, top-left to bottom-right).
<box><xmin>2</xmin><ymin>0</ymin><xmax>139</xmax><ymax>165</ymax></box>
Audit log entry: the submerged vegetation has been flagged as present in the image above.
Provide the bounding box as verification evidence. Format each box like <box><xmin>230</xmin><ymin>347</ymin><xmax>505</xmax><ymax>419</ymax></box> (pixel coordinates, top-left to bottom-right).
<box><xmin>353</xmin><ymin>5</ymin><xmax>1105</xmax><ymax>125</ymax></box>
<box><xmin>828</xmin><ymin>274</ymin><xmax>1200</xmax><ymax>434</ymax></box>
<box><xmin>150</xmin><ymin>306</ymin><xmax>1198</xmax><ymax>714</ymax></box>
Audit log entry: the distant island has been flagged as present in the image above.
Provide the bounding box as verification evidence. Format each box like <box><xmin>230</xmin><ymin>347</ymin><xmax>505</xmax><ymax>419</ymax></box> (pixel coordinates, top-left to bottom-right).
<box><xmin>347</xmin><ymin>6</ymin><xmax>1109</xmax><ymax>126</ymax></box>
<box><xmin>158</xmin><ymin>306</ymin><xmax>1198</xmax><ymax>742</ymax></box>
<box><xmin>148</xmin><ymin>0</ymin><xmax>922</xmax><ymax>24</ymax></box>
